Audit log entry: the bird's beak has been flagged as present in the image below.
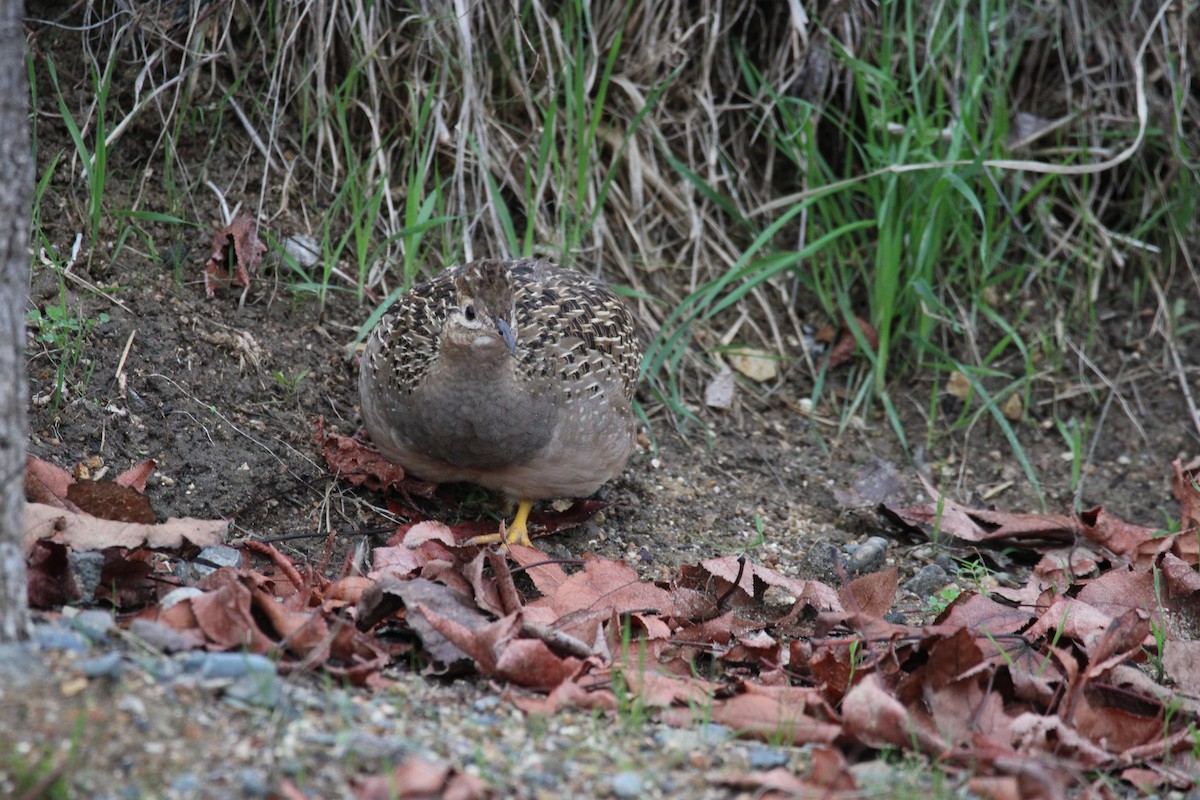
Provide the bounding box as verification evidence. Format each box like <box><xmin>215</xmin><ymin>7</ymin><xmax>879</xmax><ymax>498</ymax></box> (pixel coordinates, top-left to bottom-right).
<box><xmin>496</xmin><ymin>318</ymin><xmax>518</xmax><ymax>355</ymax></box>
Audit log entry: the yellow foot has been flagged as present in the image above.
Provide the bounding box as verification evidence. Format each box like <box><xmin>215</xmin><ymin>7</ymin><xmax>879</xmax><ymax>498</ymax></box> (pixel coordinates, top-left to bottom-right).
<box><xmin>463</xmin><ymin>498</ymin><xmax>534</xmax><ymax>547</ymax></box>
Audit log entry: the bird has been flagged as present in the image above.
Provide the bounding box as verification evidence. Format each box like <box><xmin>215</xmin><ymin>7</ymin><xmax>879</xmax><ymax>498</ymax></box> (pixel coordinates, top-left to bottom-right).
<box><xmin>358</xmin><ymin>258</ymin><xmax>643</xmax><ymax>547</ymax></box>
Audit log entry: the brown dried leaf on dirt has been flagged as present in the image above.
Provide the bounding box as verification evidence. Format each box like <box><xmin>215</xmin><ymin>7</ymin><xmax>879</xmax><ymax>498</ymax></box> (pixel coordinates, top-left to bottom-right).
<box><xmin>313</xmin><ymin>416</ymin><xmax>427</xmax><ymax>496</ymax></box>
<box><xmin>688</xmin><ymin>555</ymin><xmax>842</xmax><ymax>611</ymax></box>
<box><xmin>530</xmin><ymin>556</ymin><xmax>676</xmax><ymax>618</ymax></box>
<box><xmin>24</xmin><ymin>501</ymin><xmax>227</xmax><ymax>555</ymax></box>
<box><xmin>841</xmin><ymin>673</ymin><xmax>947</xmax><ymax>754</ymax></box>
<box><xmin>888</xmin><ymin>475</ymin><xmax>1185</xmax><ymax>568</ymax></box>
<box><xmin>832</xmin><ymin>457</ymin><xmax>905</xmax><ymax>507</ymax></box>
<box><xmin>66</xmin><ymin>480</ymin><xmax>156</xmax><ymax>524</ymax></box>
<box><xmin>1163</xmin><ymin>641</ymin><xmax>1200</xmax><ymax>693</ymax></box>
<box><xmin>26</xmin><ymin>541</ymin><xmax>77</xmax><ymax>608</ymax></box>
<box><xmin>203</xmin><ymin>212</ymin><xmax>266</xmax><ymax>298</ymax></box>
<box><xmin>716</xmin><ymin>746</ymin><xmax>856</xmax><ymax>797</ymax></box>
<box><xmin>837</xmin><ymin>567</ymin><xmax>897</xmax><ymax>618</ymax></box>
<box><xmin>1171</xmin><ymin>456</ymin><xmax>1200</xmax><ymax>535</ymax></box>
<box><xmin>24</xmin><ymin>453</ymin><xmax>75</xmax><ymax>507</ymax></box>
<box><xmin>115</xmin><ymin>459</ymin><xmax>158</xmax><ymax>492</ymax></box>
<box><xmin>700</xmin><ymin>683</ymin><xmax>840</xmax><ymax>745</ymax></box>
<box><xmin>357</xmin><ymin>576</ymin><xmax>488</xmax><ymax>673</ymax></box>
<box><xmin>1076</xmin><ymin>506</ymin><xmax>1170</xmax><ymax>565</ymax></box>
<box><xmin>25</xmin><ymin>455</ymin><xmax>159</xmax><ymax>522</ymax></box>
<box><xmin>353</xmin><ymin>757</ymin><xmax>491</xmax><ymax>800</ymax></box>
<box><xmin>936</xmin><ymin>591</ymin><xmax>1035</xmax><ymax>637</ymax></box>
<box><xmin>826</xmin><ymin>314</ymin><xmax>878</xmax><ymax>369</ymax></box>
<box><xmin>885</xmin><ymin>484</ymin><xmax>1079</xmax><ymax>546</ymax></box>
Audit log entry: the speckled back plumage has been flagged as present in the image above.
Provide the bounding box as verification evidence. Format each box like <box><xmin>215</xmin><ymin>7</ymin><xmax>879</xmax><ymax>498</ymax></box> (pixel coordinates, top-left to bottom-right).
<box><xmin>359</xmin><ymin>258</ymin><xmax>642</xmax><ymax>500</ymax></box>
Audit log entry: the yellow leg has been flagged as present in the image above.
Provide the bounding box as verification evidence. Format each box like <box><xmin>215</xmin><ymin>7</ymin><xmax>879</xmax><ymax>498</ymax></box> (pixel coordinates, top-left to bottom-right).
<box><xmin>463</xmin><ymin>498</ymin><xmax>534</xmax><ymax>548</ymax></box>
<box><xmin>504</xmin><ymin>498</ymin><xmax>534</xmax><ymax>547</ymax></box>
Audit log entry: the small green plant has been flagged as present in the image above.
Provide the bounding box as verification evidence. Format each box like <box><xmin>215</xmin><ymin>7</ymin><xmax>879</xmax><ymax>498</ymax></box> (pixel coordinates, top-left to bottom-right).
<box><xmin>27</xmin><ymin>283</ymin><xmax>109</xmax><ymax>408</ymax></box>
<box><xmin>611</xmin><ymin>615</ymin><xmax>650</xmax><ymax>732</ymax></box>
<box><xmin>922</xmin><ymin>584</ymin><xmax>962</xmax><ymax>616</ymax></box>
<box><xmin>3</xmin><ymin>747</ymin><xmax>72</xmax><ymax>800</ymax></box>
<box><xmin>1143</xmin><ymin>565</ymin><xmax>1168</xmax><ymax>682</ymax></box>
<box><xmin>1054</xmin><ymin>415</ymin><xmax>1087</xmax><ymax>500</ymax></box>
<box><xmin>954</xmin><ymin>557</ymin><xmax>995</xmax><ymax>597</ymax></box>
<box><xmin>271</xmin><ymin>368</ymin><xmax>310</xmax><ymax>402</ymax></box>
<box><xmin>846</xmin><ymin>638</ymin><xmax>863</xmax><ymax>690</ymax></box>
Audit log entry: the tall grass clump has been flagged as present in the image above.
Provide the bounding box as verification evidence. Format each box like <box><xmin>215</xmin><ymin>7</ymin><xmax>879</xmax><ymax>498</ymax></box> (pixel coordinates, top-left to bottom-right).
<box><xmin>28</xmin><ymin>0</ymin><xmax>1199</xmax><ymax>440</ymax></box>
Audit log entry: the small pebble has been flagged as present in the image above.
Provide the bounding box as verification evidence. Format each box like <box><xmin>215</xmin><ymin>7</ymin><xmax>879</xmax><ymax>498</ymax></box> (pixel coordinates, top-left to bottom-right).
<box><xmin>846</xmin><ymin>536</ymin><xmax>889</xmax><ymax>574</ymax></box>
<box><xmin>333</xmin><ymin>733</ymin><xmax>415</xmax><ymax>761</ymax></box>
<box><xmin>159</xmin><ymin>586</ymin><xmax>204</xmax><ymax>610</ymax></box>
<box><xmin>31</xmin><ymin>624</ymin><xmax>88</xmax><ymax>653</ymax></box>
<box><xmin>190</xmin><ymin>545</ymin><xmax>243</xmax><ymax>578</ymax></box>
<box><xmin>171</xmin><ymin>773</ymin><xmax>201</xmax><ymax>794</ymax></box>
<box><xmin>72</xmin><ymin>609</ymin><xmax>116</xmax><ymax>642</ymax></box>
<box><xmin>747</xmin><ymin>745</ymin><xmax>789</xmax><ymax>769</ymax></box>
<box><xmin>79</xmin><ymin>651</ymin><xmax>125</xmax><ymax>679</ymax></box>
<box><xmin>904</xmin><ymin>564</ymin><xmax>950</xmax><ymax>598</ymax></box>
<box><xmin>239</xmin><ymin>768</ymin><xmax>271</xmax><ymax>796</ymax></box>
<box><xmin>698</xmin><ymin>723</ymin><xmax>731</xmax><ymax>745</ymax></box>
<box><xmin>69</xmin><ymin>550</ymin><xmax>106</xmax><ymax>604</ymax></box>
<box><xmin>473</xmin><ymin>695</ymin><xmax>501</xmax><ymax>713</ymax></box>
<box><xmin>524</xmin><ymin>770</ymin><xmax>559</xmax><ymax>789</ymax></box>
<box><xmin>611</xmin><ymin>771</ymin><xmax>643</xmax><ymax>798</ymax></box>
<box><xmin>180</xmin><ymin>651</ymin><xmax>276</xmax><ymax>680</ymax></box>
<box><xmin>128</xmin><ymin>618</ymin><xmax>200</xmax><ymax>653</ymax></box>
<box><xmin>223</xmin><ymin>672</ymin><xmax>285</xmax><ymax>710</ymax></box>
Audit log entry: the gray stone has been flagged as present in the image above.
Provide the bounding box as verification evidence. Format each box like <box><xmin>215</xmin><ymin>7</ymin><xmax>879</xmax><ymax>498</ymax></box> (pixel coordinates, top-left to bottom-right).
<box><xmin>239</xmin><ymin>768</ymin><xmax>271</xmax><ymax>796</ymax></box>
<box><xmin>128</xmin><ymin>618</ymin><xmax>200</xmax><ymax>653</ymax></box>
<box><xmin>79</xmin><ymin>651</ymin><xmax>125</xmax><ymax>679</ymax></box>
<box><xmin>170</xmin><ymin>773</ymin><xmax>201</xmax><ymax>794</ymax></box>
<box><xmin>698</xmin><ymin>723</ymin><xmax>732</xmax><ymax>745</ymax></box>
<box><xmin>747</xmin><ymin>745</ymin><xmax>789</xmax><ymax>769</ymax></box>
<box><xmin>611</xmin><ymin>771</ymin><xmax>643</xmax><ymax>798</ymax></box>
<box><xmin>180</xmin><ymin>651</ymin><xmax>276</xmax><ymax>680</ymax></box>
<box><xmin>69</xmin><ymin>550</ymin><xmax>106</xmax><ymax>604</ymax></box>
<box><xmin>30</xmin><ymin>623</ymin><xmax>88</xmax><ymax>652</ymax></box>
<box><xmin>846</xmin><ymin>536</ymin><xmax>889</xmax><ymax>574</ymax></box>
<box><xmin>191</xmin><ymin>545</ymin><xmax>243</xmax><ymax>578</ymax></box>
<box><xmin>904</xmin><ymin>564</ymin><xmax>950</xmax><ymax>598</ymax></box>
<box><xmin>472</xmin><ymin>695</ymin><xmax>501</xmax><ymax>712</ymax></box>
<box><xmin>223</xmin><ymin>672</ymin><xmax>285</xmax><ymax>710</ymax></box>
<box><xmin>71</xmin><ymin>609</ymin><xmax>115</xmax><ymax>642</ymax></box>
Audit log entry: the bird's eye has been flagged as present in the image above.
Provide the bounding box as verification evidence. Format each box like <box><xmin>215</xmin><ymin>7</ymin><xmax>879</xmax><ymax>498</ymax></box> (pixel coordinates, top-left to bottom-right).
<box><xmin>464</xmin><ymin>304</ymin><xmax>476</xmax><ymax>321</ymax></box>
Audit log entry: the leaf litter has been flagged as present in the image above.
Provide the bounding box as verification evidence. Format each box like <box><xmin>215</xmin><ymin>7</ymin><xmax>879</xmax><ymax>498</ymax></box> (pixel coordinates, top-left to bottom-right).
<box><xmin>22</xmin><ymin>443</ymin><xmax>1200</xmax><ymax>796</ymax></box>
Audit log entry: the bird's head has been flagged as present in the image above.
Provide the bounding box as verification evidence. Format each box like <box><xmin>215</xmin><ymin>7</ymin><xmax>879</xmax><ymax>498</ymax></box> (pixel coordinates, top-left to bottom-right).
<box><xmin>441</xmin><ymin>261</ymin><xmax>518</xmax><ymax>360</ymax></box>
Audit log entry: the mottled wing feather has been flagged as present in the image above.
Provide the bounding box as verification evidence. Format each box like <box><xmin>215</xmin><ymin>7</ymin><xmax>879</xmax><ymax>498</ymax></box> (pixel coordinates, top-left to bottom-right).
<box><xmin>370</xmin><ymin>268</ymin><xmax>459</xmax><ymax>392</ymax></box>
<box><xmin>509</xmin><ymin>259</ymin><xmax>641</xmax><ymax>399</ymax></box>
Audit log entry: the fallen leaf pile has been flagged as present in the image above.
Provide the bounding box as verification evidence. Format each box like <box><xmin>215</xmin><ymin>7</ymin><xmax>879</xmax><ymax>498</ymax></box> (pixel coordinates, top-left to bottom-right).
<box><xmin>23</xmin><ymin>442</ymin><xmax>1200</xmax><ymax>797</ymax></box>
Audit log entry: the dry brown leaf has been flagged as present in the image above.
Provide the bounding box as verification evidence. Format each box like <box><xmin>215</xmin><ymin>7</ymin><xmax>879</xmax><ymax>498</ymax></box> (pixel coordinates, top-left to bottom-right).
<box><xmin>24</xmin><ymin>501</ymin><xmax>226</xmax><ymax>555</ymax></box>
<box><xmin>354</xmin><ymin>757</ymin><xmax>491</xmax><ymax>800</ymax></box>
<box><xmin>203</xmin><ymin>212</ymin><xmax>266</xmax><ymax>298</ymax></box>
<box><xmin>66</xmin><ymin>480</ymin><xmax>156</xmax><ymax>524</ymax></box>
<box><xmin>827</xmin><ymin>315</ymin><xmax>877</xmax><ymax>369</ymax></box>
<box><xmin>837</xmin><ymin>567</ymin><xmax>897</xmax><ymax>619</ymax></box>
<box><xmin>24</xmin><ymin>454</ymin><xmax>75</xmax><ymax>507</ymax></box>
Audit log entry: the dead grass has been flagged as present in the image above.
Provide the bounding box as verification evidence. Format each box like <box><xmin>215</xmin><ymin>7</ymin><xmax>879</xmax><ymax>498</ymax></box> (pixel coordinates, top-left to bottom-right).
<box><xmin>30</xmin><ymin>0</ymin><xmax>1200</xmax><ymax>432</ymax></box>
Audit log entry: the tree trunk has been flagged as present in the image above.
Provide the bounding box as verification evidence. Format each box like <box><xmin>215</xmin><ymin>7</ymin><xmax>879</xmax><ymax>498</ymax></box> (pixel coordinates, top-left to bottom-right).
<box><xmin>0</xmin><ymin>0</ymin><xmax>31</xmax><ymax>642</ymax></box>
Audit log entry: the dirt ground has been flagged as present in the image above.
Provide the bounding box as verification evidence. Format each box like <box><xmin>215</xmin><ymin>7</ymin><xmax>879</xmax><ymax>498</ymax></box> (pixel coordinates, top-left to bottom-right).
<box><xmin>10</xmin><ymin>9</ymin><xmax>1200</xmax><ymax>799</ymax></box>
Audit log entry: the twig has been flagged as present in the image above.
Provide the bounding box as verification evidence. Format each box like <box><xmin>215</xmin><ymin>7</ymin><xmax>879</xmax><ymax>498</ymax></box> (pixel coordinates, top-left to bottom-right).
<box><xmin>487</xmin><ymin>548</ymin><xmax>523</xmax><ymax>615</ymax></box>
